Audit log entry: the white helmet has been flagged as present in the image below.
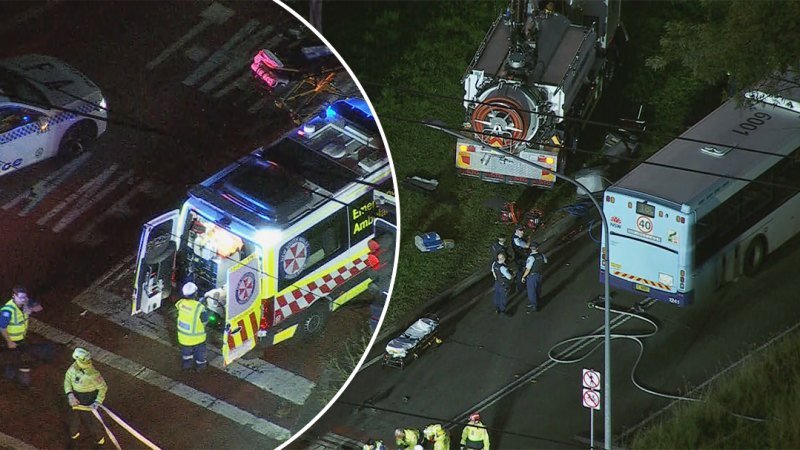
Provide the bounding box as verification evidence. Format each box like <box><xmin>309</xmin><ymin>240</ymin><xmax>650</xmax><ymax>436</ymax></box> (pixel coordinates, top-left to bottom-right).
<box><xmin>182</xmin><ymin>282</ymin><xmax>198</xmax><ymax>297</ymax></box>
<box><xmin>72</xmin><ymin>347</ymin><xmax>91</xmax><ymax>362</ymax></box>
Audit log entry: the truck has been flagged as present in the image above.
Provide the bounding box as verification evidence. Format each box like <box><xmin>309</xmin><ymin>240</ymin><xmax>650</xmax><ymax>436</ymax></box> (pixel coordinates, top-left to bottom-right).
<box><xmin>131</xmin><ymin>97</ymin><xmax>396</xmax><ymax>365</ymax></box>
<box><xmin>456</xmin><ymin>0</ymin><xmax>621</xmax><ymax>187</ymax></box>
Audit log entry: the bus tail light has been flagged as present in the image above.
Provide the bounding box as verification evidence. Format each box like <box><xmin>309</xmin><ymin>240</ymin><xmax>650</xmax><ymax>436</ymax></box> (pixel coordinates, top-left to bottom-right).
<box><xmin>605</xmin><ymin>195</ymin><xmax>615</xmax><ymax>203</ymax></box>
<box><xmin>676</xmin><ymin>216</ymin><xmax>685</xmax><ymax>223</ymax></box>
<box><xmin>627</xmin><ymin>202</ymin><xmax>632</xmax><ymax>209</ymax></box>
<box><xmin>258</xmin><ymin>298</ymin><xmax>273</xmax><ymax>334</ymax></box>
<box><xmin>680</xmin><ymin>270</ymin><xmax>685</xmax><ymax>289</ymax></box>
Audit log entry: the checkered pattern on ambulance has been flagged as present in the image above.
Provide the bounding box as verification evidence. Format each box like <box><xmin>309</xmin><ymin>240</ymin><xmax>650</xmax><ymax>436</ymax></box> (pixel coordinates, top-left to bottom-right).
<box><xmin>226</xmin><ymin>310</ymin><xmax>260</xmax><ymax>354</ymax></box>
<box><xmin>612</xmin><ymin>270</ymin><xmax>671</xmax><ymax>291</ymax></box>
<box><xmin>273</xmin><ymin>255</ymin><xmax>370</xmax><ymax>324</ymax></box>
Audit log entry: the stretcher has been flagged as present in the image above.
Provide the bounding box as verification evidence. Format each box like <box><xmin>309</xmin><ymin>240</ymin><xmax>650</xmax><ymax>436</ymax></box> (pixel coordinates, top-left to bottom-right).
<box><xmin>383</xmin><ymin>314</ymin><xmax>441</xmax><ymax>369</ymax></box>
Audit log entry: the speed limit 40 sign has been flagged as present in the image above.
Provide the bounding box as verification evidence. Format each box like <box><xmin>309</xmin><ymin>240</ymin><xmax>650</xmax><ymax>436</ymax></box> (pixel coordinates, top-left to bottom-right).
<box><xmin>636</xmin><ymin>216</ymin><xmax>653</xmax><ymax>234</ymax></box>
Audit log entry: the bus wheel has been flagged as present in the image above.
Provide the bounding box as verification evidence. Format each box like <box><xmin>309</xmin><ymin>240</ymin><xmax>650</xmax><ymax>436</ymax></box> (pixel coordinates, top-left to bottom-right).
<box><xmin>301</xmin><ymin>303</ymin><xmax>330</xmax><ymax>337</ymax></box>
<box><xmin>744</xmin><ymin>237</ymin><xmax>767</xmax><ymax>276</ymax></box>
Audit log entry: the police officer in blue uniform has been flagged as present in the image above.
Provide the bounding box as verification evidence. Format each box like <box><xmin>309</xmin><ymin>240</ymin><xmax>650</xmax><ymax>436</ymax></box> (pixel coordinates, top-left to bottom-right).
<box><xmin>490</xmin><ymin>236</ymin><xmax>509</xmax><ymax>268</ymax></box>
<box><xmin>511</xmin><ymin>226</ymin><xmax>531</xmax><ymax>290</ymax></box>
<box><xmin>491</xmin><ymin>252</ymin><xmax>514</xmax><ymax>316</ymax></box>
<box><xmin>521</xmin><ymin>242</ymin><xmax>548</xmax><ymax>313</ymax></box>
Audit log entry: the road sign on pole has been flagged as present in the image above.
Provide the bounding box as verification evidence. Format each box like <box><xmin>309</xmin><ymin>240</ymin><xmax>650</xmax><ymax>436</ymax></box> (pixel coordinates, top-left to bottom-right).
<box><xmin>582</xmin><ymin>388</ymin><xmax>601</xmax><ymax>410</ymax></box>
<box><xmin>582</xmin><ymin>368</ymin><xmax>601</xmax><ymax>390</ymax></box>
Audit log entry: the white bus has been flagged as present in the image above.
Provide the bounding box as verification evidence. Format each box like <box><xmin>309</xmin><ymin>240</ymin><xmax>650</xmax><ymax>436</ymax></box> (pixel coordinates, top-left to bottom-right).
<box><xmin>601</xmin><ymin>78</ymin><xmax>800</xmax><ymax>306</ymax></box>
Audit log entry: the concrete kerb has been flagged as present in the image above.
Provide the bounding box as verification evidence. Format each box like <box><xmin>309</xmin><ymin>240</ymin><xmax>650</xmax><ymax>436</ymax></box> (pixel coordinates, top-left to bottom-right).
<box><xmin>370</xmin><ymin>206</ymin><xmax>601</xmax><ymax>356</ymax></box>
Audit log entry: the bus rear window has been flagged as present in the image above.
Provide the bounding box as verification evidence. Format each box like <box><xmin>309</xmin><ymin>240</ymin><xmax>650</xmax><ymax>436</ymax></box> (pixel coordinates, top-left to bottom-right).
<box><xmin>636</xmin><ymin>201</ymin><xmax>656</xmax><ymax>218</ymax></box>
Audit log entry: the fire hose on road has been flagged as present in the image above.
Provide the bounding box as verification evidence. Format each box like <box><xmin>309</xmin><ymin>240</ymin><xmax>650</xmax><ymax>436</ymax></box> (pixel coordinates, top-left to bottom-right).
<box><xmin>72</xmin><ymin>404</ymin><xmax>162</xmax><ymax>450</ymax></box>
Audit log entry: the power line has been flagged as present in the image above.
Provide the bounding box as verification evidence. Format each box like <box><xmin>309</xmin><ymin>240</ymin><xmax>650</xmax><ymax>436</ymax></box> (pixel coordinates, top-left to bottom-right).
<box><xmin>379</xmin><ymin>113</ymin><xmax>800</xmax><ymax>193</ymax></box>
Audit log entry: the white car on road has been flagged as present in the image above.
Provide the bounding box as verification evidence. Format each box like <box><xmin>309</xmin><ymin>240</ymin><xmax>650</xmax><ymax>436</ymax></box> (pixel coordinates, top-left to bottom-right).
<box><xmin>0</xmin><ymin>54</ymin><xmax>107</xmax><ymax>177</ymax></box>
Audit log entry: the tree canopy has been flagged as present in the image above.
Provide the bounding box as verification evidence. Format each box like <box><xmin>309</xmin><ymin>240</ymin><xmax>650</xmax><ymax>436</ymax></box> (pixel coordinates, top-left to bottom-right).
<box><xmin>646</xmin><ymin>0</ymin><xmax>800</xmax><ymax>97</ymax></box>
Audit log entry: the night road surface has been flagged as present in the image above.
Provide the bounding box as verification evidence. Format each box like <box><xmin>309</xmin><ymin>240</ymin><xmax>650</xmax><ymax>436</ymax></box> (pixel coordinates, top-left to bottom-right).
<box><xmin>0</xmin><ymin>2</ymin><xmax>378</xmax><ymax>449</ymax></box>
<box><xmin>294</xmin><ymin>229</ymin><xmax>800</xmax><ymax>449</ymax></box>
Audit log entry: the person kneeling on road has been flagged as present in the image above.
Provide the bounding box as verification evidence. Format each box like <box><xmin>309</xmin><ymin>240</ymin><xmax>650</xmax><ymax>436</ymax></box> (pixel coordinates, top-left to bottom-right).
<box><xmin>176</xmin><ymin>282</ymin><xmax>209</xmax><ymax>372</ymax></box>
<box><xmin>65</xmin><ymin>347</ymin><xmax>108</xmax><ymax>448</ymax></box>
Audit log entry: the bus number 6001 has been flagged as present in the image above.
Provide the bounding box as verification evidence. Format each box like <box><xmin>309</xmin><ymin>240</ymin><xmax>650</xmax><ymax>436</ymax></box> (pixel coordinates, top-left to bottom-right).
<box><xmin>732</xmin><ymin>112</ymin><xmax>772</xmax><ymax>136</ymax></box>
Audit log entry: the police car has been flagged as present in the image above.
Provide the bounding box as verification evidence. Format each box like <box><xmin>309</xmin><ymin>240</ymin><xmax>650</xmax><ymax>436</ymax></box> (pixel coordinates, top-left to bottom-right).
<box><xmin>0</xmin><ymin>55</ymin><xmax>107</xmax><ymax>177</ymax></box>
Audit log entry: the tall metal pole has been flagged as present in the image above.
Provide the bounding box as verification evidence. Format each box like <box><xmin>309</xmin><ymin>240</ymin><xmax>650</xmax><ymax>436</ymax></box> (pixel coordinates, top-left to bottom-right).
<box><xmin>422</xmin><ymin>122</ymin><xmax>613</xmax><ymax>448</ymax></box>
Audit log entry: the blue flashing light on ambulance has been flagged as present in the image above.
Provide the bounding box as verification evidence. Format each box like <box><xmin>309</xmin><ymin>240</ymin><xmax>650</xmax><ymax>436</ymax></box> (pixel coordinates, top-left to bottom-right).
<box><xmin>601</xmin><ymin>76</ymin><xmax>800</xmax><ymax>306</ymax></box>
<box><xmin>132</xmin><ymin>97</ymin><xmax>396</xmax><ymax>365</ymax></box>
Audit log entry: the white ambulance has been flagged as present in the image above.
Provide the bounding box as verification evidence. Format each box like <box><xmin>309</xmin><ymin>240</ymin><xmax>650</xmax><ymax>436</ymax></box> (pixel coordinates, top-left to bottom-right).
<box><xmin>131</xmin><ymin>98</ymin><xmax>395</xmax><ymax>365</ymax></box>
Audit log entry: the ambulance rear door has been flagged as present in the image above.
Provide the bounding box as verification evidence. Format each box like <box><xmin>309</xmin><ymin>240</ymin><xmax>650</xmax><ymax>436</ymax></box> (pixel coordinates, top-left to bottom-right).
<box><xmin>223</xmin><ymin>251</ymin><xmax>262</xmax><ymax>366</ymax></box>
<box><xmin>132</xmin><ymin>210</ymin><xmax>180</xmax><ymax>315</ymax></box>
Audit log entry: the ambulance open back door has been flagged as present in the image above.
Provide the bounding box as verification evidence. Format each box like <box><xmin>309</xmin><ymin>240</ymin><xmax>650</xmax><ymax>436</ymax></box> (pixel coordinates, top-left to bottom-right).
<box><xmin>223</xmin><ymin>252</ymin><xmax>262</xmax><ymax>365</ymax></box>
<box><xmin>132</xmin><ymin>210</ymin><xmax>181</xmax><ymax>315</ymax></box>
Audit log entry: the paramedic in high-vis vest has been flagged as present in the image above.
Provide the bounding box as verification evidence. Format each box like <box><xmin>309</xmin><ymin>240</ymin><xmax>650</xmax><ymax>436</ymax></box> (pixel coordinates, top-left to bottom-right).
<box><xmin>1</xmin><ymin>286</ymin><xmax>43</xmax><ymax>387</ymax></box>
<box><xmin>176</xmin><ymin>282</ymin><xmax>208</xmax><ymax>372</ymax></box>
<box><xmin>424</xmin><ymin>424</ymin><xmax>451</xmax><ymax>450</ymax></box>
<box><xmin>65</xmin><ymin>347</ymin><xmax>108</xmax><ymax>448</ymax></box>
<box><xmin>460</xmin><ymin>412</ymin><xmax>490</xmax><ymax>450</ymax></box>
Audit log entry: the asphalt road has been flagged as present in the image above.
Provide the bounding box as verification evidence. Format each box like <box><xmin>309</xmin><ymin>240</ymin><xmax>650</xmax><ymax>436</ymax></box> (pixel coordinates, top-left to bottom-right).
<box><xmin>294</xmin><ymin>228</ymin><xmax>800</xmax><ymax>449</ymax></box>
<box><xmin>0</xmin><ymin>2</ymin><xmax>378</xmax><ymax>449</ymax></box>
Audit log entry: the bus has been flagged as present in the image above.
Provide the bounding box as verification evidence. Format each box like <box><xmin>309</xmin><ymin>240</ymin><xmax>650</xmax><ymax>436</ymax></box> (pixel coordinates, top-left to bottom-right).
<box><xmin>601</xmin><ymin>78</ymin><xmax>800</xmax><ymax>306</ymax></box>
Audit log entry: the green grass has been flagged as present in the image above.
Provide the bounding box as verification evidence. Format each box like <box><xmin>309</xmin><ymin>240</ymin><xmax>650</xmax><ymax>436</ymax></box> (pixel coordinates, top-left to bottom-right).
<box><xmin>317</xmin><ymin>1</ymin><xmax>718</xmax><ymax>327</ymax></box>
<box><xmin>630</xmin><ymin>329</ymin><xmax>800</xmax><ymax>449</ymax></box>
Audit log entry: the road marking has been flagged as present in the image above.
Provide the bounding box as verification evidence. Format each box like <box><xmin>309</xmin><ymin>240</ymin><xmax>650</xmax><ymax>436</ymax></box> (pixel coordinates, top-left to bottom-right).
<box><xmin>146</xmin><ymin>2</ymin><xmax>235</xmax><ymax>70</ymax></box>
<box><xmin>53</xmin><ymin>168</ymin><xmax>133</xmax><ymax>233</ymax></box>
<box><xmin>36</xmin><ymin>164</ymin><xmax>118</xmax><ymax>227</ymax></box>
<box><xmin>3</xmin><ymin>151</ymin><xmax>91</xmax><ymax>214</ymax></box>
<box><xmin>73</xmin><ymin>270</ymin><xmax>315</xmax><ymax>405</ymax></box>
<box><xmin>72</xmin><ymin>179</ymin><xmax>155</xmax><ymax>245</ymax></box>
<box><xmin>0</xmin><ymin>431</ymin><xmax>38</xmax><ymax>450</ymax></box>
<box><xmin>28</xmin><ymin>318</ymin><xmax>291</xmax><ymax>441</ymax></box>
<box><xmin>183</xmin><ymin>19</ymin><xmax>261</xmax><ymax>86</ymax></box>
<box><xmin>199</xmin><ymin>26</ymin><xmax>275</xmax><ymax>94</ymax></box>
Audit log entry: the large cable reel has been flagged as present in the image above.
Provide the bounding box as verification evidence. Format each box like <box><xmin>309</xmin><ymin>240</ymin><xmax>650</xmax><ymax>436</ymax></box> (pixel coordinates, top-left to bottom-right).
<box><xmin>470</xmin><ymin>83</ymin><xmax>542</xmax><ymax>151</ymax></box>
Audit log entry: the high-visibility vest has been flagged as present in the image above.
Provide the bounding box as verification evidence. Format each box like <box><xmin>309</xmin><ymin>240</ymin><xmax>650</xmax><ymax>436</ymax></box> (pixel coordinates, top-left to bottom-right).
<box><xmin>462</xmin><ymin>423</ymin><xmax>490</xmax><ymax>449</ymax></box>
<box><xmin>176</xmin><ymin>298</ymin><xmax>206</xmax><ymax>346</ymax></box>
<box><xmin>1</xmin><ymin>300</ymin><xmax>28</xmax><ymax>342</ymax></box>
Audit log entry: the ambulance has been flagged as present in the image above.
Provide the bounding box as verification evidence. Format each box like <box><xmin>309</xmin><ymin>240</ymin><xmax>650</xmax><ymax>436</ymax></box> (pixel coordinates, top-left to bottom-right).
<box><xmin>131</xmin><ymin>98</ymin><xmax>396</xmax><ymax>365</ymax></box>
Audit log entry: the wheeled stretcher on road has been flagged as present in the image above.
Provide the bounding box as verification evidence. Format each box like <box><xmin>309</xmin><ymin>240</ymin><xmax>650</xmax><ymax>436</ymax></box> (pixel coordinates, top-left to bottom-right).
<box><xmin>383</xmin><ymin>314</ymin><xmax>441</xmax><ymax>369</ymax></box>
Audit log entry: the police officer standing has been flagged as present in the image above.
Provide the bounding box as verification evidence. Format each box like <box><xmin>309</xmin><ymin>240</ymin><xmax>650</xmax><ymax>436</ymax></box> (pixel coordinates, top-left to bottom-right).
<box><xmin>489</xmin><ymin>236</ymin><xmax>509</xmax><ymax>267</ymax></box>
<box><xmin>1</xmin><ymin>286</ymin><xmax>43</xmax><ymax>387</ymax></box>
<box><xmin>511</xmin><ymin>226</ymin><xmax>531</xmax><ymax>290</ymax></box>
<box><xmin>521</xmin><ymin>242</ymin><xmax>548</xmax><ymax>313</ymax></box>
<box><xmin>491</xmin><ymin>253</ymin><xmax>514</xmax><ymax>316</ymax></box>
<box><xmin>65</xmin><ymin>347</ymin><xmax>108</xmax><ymax>448</ymax></box>
<box><xmin>460</xmin><ymin>412</ymin><xmax>490</xmax><ymax>450</ymax></box>
<box><xmin>176</xmin><ymin>282</ymin><xmax>209</xmax><ymax>372</ymax></box>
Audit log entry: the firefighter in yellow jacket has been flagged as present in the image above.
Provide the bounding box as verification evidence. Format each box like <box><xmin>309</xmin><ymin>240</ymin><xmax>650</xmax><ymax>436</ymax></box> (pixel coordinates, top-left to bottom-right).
<box><xmin>64</xmin><ymin>347</ymin><xmax>108</xmax><ymax>448</ymax></box>
<box><xmin>176</xmin><ymin>282</ymin><xmax>209</xmax><ymax>371</ymax></box>
<box><xmin>424</xmin><ymin>423</ymin><xmax>451</xmax><ymax>450</ymax></box>
<box><xmin>460</xmin><ymin>412</ymin><xmax>490</xmax><ymax>450</ymax></box>
<box><xmin>395</xmin><ymin>427</ymin><xmax>421</xmax><ymax>449</ymax></box>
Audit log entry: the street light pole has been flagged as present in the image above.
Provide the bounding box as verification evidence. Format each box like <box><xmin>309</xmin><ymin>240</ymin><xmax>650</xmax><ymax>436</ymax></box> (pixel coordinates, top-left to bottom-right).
<box><xmin>422</xmin><ymin>122</ymin><xmax>613</xmax><ymax>449</ymax></box>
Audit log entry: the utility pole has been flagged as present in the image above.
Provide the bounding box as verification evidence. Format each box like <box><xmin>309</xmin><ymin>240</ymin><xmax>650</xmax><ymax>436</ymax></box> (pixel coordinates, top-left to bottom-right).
<box><xmin>309</xmin><ymin>0</ymin><xmax>323</xmax><ymax>33</ymax></box>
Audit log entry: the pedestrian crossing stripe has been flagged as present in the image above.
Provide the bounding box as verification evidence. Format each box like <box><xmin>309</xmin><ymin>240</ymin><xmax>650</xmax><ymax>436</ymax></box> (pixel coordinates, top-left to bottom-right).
<box><xmin>612</xmin><ymin>270</ymin><xmax>671</xmax><ymax>291</ymax></box>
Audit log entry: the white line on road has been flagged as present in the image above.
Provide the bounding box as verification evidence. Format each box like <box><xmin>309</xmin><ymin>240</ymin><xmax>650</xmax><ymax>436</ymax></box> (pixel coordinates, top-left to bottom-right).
<box><xmin>72</xmin><ymin>179</ymin><xmax>157</xmax><ymax>246</ymax></box>
<box><xmin>183</xmin><ymin>19</ymin><xmax>261</xmax><ymax>86</ymax></box>
<box><xmin>146</xmin><ymin>2</ymin><xmax>235</xmax><ymax>70</ymax></box>
<box><xmin>3</xmin><ymin>152</ymin><xmax>92</xmax><ymax>214</ymax></box>
<box><xmin>36</xmin><ymin>164</ymin><xmax>118</xmax><ymax>227</ymax></box>
<box><xmin>0</xmin><ymin>431</ymin><xmax>38</xmax><ymax>450</ymax></box>
<box><xmin>73</xmin><ymin>272</ymin><xmax>315</xmax><ymax>405</ymax></box>
<box><xmin>29</xmin><ymin>318</ymin><xmax>292</xmax><ymax>442</ymax></box>
<box><xmin>53</xmin><ymin>168</ymin><xmax>133</xmax><ymax>233</ymax></box>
